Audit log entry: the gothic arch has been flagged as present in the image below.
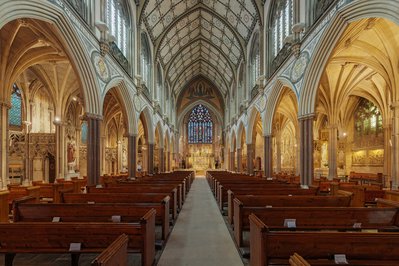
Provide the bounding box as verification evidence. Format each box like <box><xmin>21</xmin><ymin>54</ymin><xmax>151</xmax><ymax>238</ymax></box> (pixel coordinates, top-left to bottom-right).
<box><xmin>0</xmin><ymin>1</ymin><xmax>100</xmax><ymax>114</ymax></box>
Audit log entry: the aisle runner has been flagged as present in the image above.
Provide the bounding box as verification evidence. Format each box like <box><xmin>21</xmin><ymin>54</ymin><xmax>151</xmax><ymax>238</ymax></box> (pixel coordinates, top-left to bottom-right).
<box><xmin>157</xmin><ymin>176</ymin><xmax>243</xmax><ymax>266</ymax></box>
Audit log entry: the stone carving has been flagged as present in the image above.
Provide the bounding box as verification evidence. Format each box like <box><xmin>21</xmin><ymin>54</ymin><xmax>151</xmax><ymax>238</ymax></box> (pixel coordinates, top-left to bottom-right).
<box><xmin>92</xmin><ymin>52</ymin><xmax>111</xmax><ymax>82</ymax></box>
<box><xmin>291</xmin><ymin>52</ymin><xmax>309</xmax><ymax>83</ymax></box>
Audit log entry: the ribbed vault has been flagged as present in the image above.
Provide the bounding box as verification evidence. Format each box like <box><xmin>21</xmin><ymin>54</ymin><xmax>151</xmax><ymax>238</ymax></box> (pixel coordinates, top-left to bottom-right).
<box><xmin>140</xmin><ymin>0</ymin><xmax>261</xmax><ymax>97</ymax></box>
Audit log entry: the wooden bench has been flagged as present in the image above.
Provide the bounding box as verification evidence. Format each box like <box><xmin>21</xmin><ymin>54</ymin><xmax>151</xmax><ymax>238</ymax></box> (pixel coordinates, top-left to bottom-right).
<box><xmin>0</xmin><ymin>209</ymin><xmax>156</xmax><ymax>266</ymax></box>
<box><xmin>13</xmin><ymin>199</ymin><xmax>169</xmax><ymax>241</ymax></box>
<box><xmin>226</xmin><ymin>188</ymin><xmax>318</xmax><ymax>223</ymax></box>
<box><xmin>249</xmin><ymin>213</ymin><xmax>399</xmax><ymax>266</ymax></box>
<box><xmin>0</xmin><ymin>191</ymin><xmax>9</xmax><ymax>222</ymax></box>
<box><xmin>376</xmin><ymin>198</ymin><xmax>399</xmax><ymax>208</ymax></box>
<box><xmin>234</xmin><ymin>206</ymin><xmax>399</xmax><ymax>247</ymax></box>
<box><xmin>89</xmin><ymin>185</ymin><xmax>180</xmax><ymax>219</ymax></box>
<box><xmin>60</xmin><ymin>193</ymin><xmax>171</xmax><ymax>240</ymax></box>
<box><xmin>91</xmin><ymin>234</ymin><xmax>128</xmax><ymax>266</ymax></box>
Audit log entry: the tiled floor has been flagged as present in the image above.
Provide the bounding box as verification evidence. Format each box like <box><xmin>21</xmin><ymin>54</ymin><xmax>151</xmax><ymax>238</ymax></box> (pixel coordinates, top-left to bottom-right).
<box><xmin>157</xmin><ymin>176</ymin><xmax>244</xmax><ymax>266</ymax></box>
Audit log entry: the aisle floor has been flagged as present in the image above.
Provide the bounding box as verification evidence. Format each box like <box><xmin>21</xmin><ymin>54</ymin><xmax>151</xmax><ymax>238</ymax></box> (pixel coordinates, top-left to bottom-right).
<box><xmin>157</xmin><ymin>176</ymin><xmax>244</xmax><ymax>266</ymax></box>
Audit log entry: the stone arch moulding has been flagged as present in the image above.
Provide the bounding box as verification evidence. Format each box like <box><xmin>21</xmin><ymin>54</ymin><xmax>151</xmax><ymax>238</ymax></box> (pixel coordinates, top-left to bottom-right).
<box><xmin>236</xmin><ymin>121</ymin><xmax>246</xmax><ymax>150</ymax></box>
<box><xmin>154</xmin><ymin>120</ymin><xmax>164</xmax><ymax>148</ymax></box>
<box><xmin>139</xmin><ymin>105</ymin><xmax>155</xmax><ymax>144</ymax></box>
<box><xmin>0</xmin><ymin>0</ymin><xmax>101</xmax><ymax>114</ymax></box>
<box><xmin>177</xmin><ymin>100</ymin><xmax>224</xmax><ymax>130</ymax></box>
<box><xmin>102</xmin><ymin>79</ymin><xmax>137</xmax><ymax>136</ymax></box>
<box><xmin>264</xmin><ymin>77</ymin><xmax>297</xmax><ymax>135</ymax></box>
<box><xmin>246</xmin><ymin>106</ymin><xmax>262</xmax><ymax>144</ymax></box>
<box><xmin>229</xmin><ymin>127</ymin><xmax>237</xmax><ymax>151</ymax></box>
<box><xmin>299</xmin><ymin>0</ymin><xmax>399</xmax><ymax>116</ymax></box>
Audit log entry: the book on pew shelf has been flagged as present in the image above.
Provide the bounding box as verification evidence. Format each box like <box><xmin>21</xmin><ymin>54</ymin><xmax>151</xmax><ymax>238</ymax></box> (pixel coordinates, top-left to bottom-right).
<box><xmin>95</xmin><ymin>184</ymin><xmax>103</xmax><ymax>188</ymax></box>
<box><xmin>284</xmin><ymin>219</ymin><xmax>296</xmax><ymax>228</ymax></box>
<box><xmin>353</xmin><ymin>222</ymin><xmax>362</xmax><ymax>229</ymax></box>
<box><xmin>69</xmin><ymin>243</ymin><xmax>81</xmax><ymax>252</ymax></box>
<box><xmin>87</xmin><ymin>201</ymin><xmax>95</xmax><ymax>204</ymax></box>
<box><xmin>265</xmin><ymin>205</ymin><xmax>273</xmax><ymax>208</ymax></box>
<box><xmin>111</xmin><ymin>215</ymin><xmax>121</xmax><ymax>223</ymax></box>
<box><xmin>361</xmin><ymin>229</ymin><xmax>378</xmax><ymax>233</ymax></box>
<box><xmin>334</xmin><ymin>254</ymin><xmax>348</xmax><ymax>264</ymax></box>
<box><xmin>52</xmin><ymin>217</ymin><xmax>60</xmax><ymax>222</ymax></box>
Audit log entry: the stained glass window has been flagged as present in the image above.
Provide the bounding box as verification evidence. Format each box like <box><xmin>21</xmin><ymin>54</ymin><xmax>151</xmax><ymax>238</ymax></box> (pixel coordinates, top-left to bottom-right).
<box><xmin>249</xmin><ymin>33</ymin><xmax>260</xmax><ymax>90</ymax></box>
<box><xmin>9</xmin><ymin>84</ymin><xmax>22</xmax><ymax>127</ymax></box>
<box><xmin>106</xmin><ymin>0</ymin><xmax>130</xmax><ymax>56</ymax></box>
<box><xmin>141</xmin><ymin>32</ymin><xmax>152</xmax><ymax>88</ymax></box>
<box><xmin>188</xmin><ymin>104</ymin><xmax>213</xmax><ymax>144</ymax></box>
<box><xmin>354</xmin><ymin>98</ymin><xmax>382</xmax><ymax>136</ymax></box>
<box><xmin>81</xmin><ymin>121</ymin><xmax>88</xmax><ymax>144</ymax></box>
<box><xmin>271</xmin><ymin>0</ymin><xmax>293</xmax><ymax>57</ymax></box>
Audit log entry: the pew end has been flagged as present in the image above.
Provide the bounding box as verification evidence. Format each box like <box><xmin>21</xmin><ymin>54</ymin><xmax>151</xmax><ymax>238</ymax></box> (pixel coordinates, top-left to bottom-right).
<box><xmin>91</xmin><ymin>234</ymin><xmax>129</xmax><ymax>266</ymax></box>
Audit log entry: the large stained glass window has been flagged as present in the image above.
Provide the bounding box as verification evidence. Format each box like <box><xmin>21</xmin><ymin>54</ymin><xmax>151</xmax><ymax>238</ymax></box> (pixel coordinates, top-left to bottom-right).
<box><xmin>188</xmin><ymin>104</ymin><xmax>213</xmax><ymax>144</ymax></box>
<box><xmin>81</xmin><ymin>121</ymin><xmax>88</xmax><ymax>144</ymax></box>
<box><xmin>354</xmin><ymin>98</ymin><xmax>382</xmax><ymax>136</ymax></box>
<box><xmin>9</xmin><ymin>84</ymin><xmax>22</xmax><ymax>127</ymax></box>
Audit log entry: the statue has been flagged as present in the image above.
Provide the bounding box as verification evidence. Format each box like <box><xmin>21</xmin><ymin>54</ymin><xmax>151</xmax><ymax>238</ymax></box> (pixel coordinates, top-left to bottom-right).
<box><xmin>67</xmin><ymin>142</ymin><xmax>76</xmax><ymax>163</ymax></box>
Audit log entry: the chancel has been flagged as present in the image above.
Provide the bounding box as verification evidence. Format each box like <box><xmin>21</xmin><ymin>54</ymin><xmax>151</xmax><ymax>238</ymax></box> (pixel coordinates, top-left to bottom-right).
<box><xmin>1</xmin><ymin>0</ymin><xmax>399</xmax><ymax>265</ymax></box>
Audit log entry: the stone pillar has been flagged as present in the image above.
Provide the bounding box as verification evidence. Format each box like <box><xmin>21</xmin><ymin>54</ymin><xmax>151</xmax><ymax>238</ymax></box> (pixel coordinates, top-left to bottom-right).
<box><xmin>86</xmin><ymin>114</ymin><xmax>102</xmax><ymax>186</ymax></box>
<box><xmin>54</xmin><ymin>120</ymin><xmax>65</xmax><ymax>180</ymax></box>
<box><xmin>100</xmin><ymin>135</ymin><xmax>106</xmax><ymax>175</ymax></box>
<box><xmin>75</xmin><ymin>129</ymin><xmax>81</xmax><ymax>173</ymax></box>
<box><xmin>167</xmin><ymin>152</ymin><xmax>170</xmax><ymax>172</ymax></box>
<box><xmin>159</xmin><ymin>148</ymin><xmax>164</xmax><ymax>173</ymax></box>
<box><xmin>0</xmin><ymin>102</ymin><xmax>9</xmax><ymax>189</ymax></box>
<box><xmin>383</xmin><ymin>124</ymin><xmax>392</xmax><ymax>187</ymax></box>
<box><xmin>299</xmin><ymin>115</ymin><xmax>314</xmax><ymax>187</ymax></box>
<box><xmin>328</xmin><ymin>125</ymin><xmax>338</xmax><ymax>180</ymax></box>
<box><xmin>391</xmin><ymin>103</ymin><xmax>399</xmax><ymax>189</ymax></box>
<box><xmin>264</xmin><ymin>135</ymin><xmax>272</xmax><ymax>178</ymax></box>
<box><xmin>276</xmin><ymin>132</ymin><xmax>282</xmax><ymax>173</ymax></box>
<box><xmin>230</xmin><ymin>151</ymin><xmax>235</xmax><ymax>171</ymax></box>
<box><xmin>237</xmin><ymin>148</ymin><xmax>242</xmax><ymax>172</ymax></box>
<box><xmin>127</xmin><ymin>134</ymin><xmax>136</xmax><ymax>179</ymax></box>
<box><xmin>117</xmin><ymin>140</ymin><xmax>123</xmax><ymax>173</ymax></box>
<box><xmin>148</xmin><ymin>143</ymin><xmax>154</xmax><ymax>174</ymax></box>
<box><xmin>247</xmin><ymin>143</ymin><xmax>255</xmax><ymax>175</ymax></box>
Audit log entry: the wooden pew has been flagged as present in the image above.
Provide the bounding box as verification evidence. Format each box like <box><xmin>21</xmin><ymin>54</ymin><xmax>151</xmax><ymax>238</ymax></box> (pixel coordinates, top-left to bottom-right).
<box><xmin>31</xmin><ymin>181</ymin><xmax>65</xmax><ymax>203</ymax></box>
<box><xmin>13</xmin><ymin>200</ymin><xmax>169</xmax><ymax>241</ymax></box>
<box><xmin>61</xmin><ymin>193</ymin><xmax>170</xmax><ymax>240</ymax></box>
<box><xmin>249</xmin><ymin>213</ymin><xmax>399</xmax><ymax>266</ymax></box>
<box><xmin>289</xmin><ymin>253</ymin><xmax>310</xmax><ymax>266</ymax></box>
<box><xmin>226</xmin><ymin>188</ymin><xmax>318</xmax><ymax>223</ymax></box>
<box><xmin>91</xmin><ymin>234</ymin><xmax>128</xmax><ymax>266</ymax></box>
<box><xmin>0</xmin><ymin>209</ymin><xmax>156</xmax><ymax>266</ymax></box>
<box><xmin>89</xmin><ymin>185</ymin><xmax>180</xmax><ymax>219</ymax></box>
<box><xmin>385</xmin><ymin>190</ymin><xmax>399</xmax><ymax>202</ymax></box>
<box><xmin>234</xmin><ymin>206</ymin><xmax>399</xmax><ymax>247</ymax></box>
<box><xmin>376</xmin><ymin>198</ymin><xmax>399</xmax><ymax>208</ymax></box>
<box><xmin>0</xmin><ymin>191</ymin><xmax>9</xmax><ymax>222</ymax></box>
<box><xmin>6</xmin><ymin>186</ymin><xmax>40</xmax><ymax>213</ymax></box>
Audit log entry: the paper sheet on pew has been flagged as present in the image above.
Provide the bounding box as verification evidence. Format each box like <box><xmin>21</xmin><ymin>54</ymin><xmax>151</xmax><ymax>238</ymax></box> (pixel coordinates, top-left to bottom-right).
<box><xmin>96</xmin><ymin>184</ymin><xmax>103</xmax><ymax>188</ymax></box>
<box><xmin>284</xmin><ymin>219</ymin><xmax>296</xmax><ymax>228</ymax></box>
<box><xmin>52</xmin><ymin>217</ymin><xmax>60</xmax><ymax>222</ymax></box>
<box><xmin>334</xmin><ymin>254</ymin><xmax>348</xmax><ymax>264</ymax></box>
<box><xmin>111</xmin><ymin>215</ymin><xmax>121</xmax><ymax>223</ymax></box>
<box><xmin>69</xmin><ymin>243</ymin><xmax>81</xmax><ymax>252</ymax></box>
<box><xmin>353</xmin><ymin>222</ymin><xmax>362</xmax><ymax>229</ymax></box>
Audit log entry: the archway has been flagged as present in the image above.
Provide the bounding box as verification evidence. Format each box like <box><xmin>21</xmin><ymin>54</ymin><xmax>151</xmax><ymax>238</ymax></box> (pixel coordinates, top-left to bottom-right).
<box><xmin>248</xmin><ymin>108</ymin><xmax>264</xmax><ymax>176</ymax></box>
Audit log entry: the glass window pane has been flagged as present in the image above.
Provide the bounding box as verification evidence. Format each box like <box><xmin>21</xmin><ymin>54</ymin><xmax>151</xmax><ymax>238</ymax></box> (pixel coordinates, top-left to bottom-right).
<box><xmin>188</xmin><ymin>104</ymin><xmax>213</xmax><ymax>144</ymax></box>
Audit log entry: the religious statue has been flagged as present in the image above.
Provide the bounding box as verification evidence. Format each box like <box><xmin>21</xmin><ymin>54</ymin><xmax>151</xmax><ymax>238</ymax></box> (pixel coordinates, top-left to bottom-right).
<box><xmin>67</xmin><ymin>142</ymin><xmax>76</xmax><ymax>163</ymax></box>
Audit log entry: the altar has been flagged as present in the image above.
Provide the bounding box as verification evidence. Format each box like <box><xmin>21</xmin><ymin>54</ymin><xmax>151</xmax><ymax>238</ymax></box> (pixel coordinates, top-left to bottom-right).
<box><xmin>187</xmin><ymin>144</ymin><xmax>214</xmax><ymax>175</ymax></box>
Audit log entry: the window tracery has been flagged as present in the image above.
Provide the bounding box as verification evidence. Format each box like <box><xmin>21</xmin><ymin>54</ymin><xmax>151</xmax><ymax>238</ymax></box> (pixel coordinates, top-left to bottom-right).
<box><xmin>9</xmin><ymin>84</ymin><xmax>22</xmax><ymax>127</ymax></box>
<box><xmin>188</xmin><ymin>104</ymin><xmax>213</xmax><ymax>144</ymax></box>
<box><xmin>106</xmin><ymin>0</ymin><xmax>130</xmax><ymax>57</ymax></box>
<box><xmin>271</xmin><ymin>0</ymin><xmax>293</xmax><ymax>57</ymax></box>
<box><xmin>354</xmin><ymin>98</ymin><xmax>382</xmax><ymax>136</ymax></box>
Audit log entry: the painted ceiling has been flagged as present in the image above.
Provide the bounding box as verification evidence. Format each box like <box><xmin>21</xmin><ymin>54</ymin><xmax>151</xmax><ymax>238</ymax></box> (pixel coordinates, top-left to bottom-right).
<box><xmin>140</xmin><ymin>0</ymin><xmax>261</xmax><ymax>96</ymax></box>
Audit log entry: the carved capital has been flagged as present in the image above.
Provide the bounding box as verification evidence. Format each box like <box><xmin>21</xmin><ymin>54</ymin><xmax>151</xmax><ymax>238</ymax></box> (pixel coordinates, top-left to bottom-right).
<box><xmin>99</xmin><ymin>41</ymin><xmax>109</xmax><ymax>57</ymax></box>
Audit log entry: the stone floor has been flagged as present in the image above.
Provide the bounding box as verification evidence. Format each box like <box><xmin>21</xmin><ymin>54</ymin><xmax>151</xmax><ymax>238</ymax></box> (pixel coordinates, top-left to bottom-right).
<box><xmin>157</xmin><ymin>176</ymin><xmax>244</xmax><ymax>266</ymax></box>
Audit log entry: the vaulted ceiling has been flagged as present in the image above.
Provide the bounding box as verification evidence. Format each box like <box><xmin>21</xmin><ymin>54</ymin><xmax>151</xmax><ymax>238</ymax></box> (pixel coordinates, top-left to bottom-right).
<box><xmin>140</xmin><ymin>0</ymin><xmax>261</xmax><ymax>97</ymax></box>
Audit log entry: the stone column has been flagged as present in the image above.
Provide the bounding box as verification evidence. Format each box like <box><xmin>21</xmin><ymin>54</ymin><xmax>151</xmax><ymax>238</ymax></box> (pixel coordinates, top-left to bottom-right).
<box><xmin>276</xmin><ymin>132</ymin><xmax>282</xmax><ymax>173</ymax></box>
<box><xmin>328</xmin><ymin>125</ymin><xmax>338</xmax><ymax>180</ymax></box>
<box><xmin>100</xmin><ymin>134</ymin><xmax>106</xmax><ymax>175</ymax></box>
<box><xmin>391</xmin><ymin>103</ymin><xmax>399</xmax><ymax>189</ymax></box>
<box><xmin>299</xmin><ymin>115</ymin><xmax>314</xmax><ymax>187</ymax></box>
<box><xmin>383</xmin><ymin>124</ymin><xmax>392</xmax><ymax>187</ymax></box>
<box><xmin>54</xmin><ymin>120</ymin><xmax>65</xmax><ymax>180</ymax></box>
<box><xmin>264</xmin><ymin>135</ymin><xmax>272</xmax><ymax>178</ymax></box>
<box><xmin>0</xmin><ymin>102</ymin><xmax>9</xmax><ymax>189</ymax></box>
<box><xmin>230</xmin><ymin>151</ymin><xmax>235</xmax><ymax>171</ymax></box>
<box><xmin>75</xmin><ymin>129</ymin><xmax>81</xmax><ymax>173</ymax></box>
<box><xmin>167</xmin><ymin>151</ymin><xmax>171</xmax><ymax>172</ymax></box>
<box><xmin>159</xmin><ymin>147</ymin><xmax>164</xmax><ymax>173</ymax></box>
<box><xmin>117</xmin><ymin>140</ymin><xmax>123</xmax><ymax>173</ymax></box>
<box><xmin>247</xmin><ymin>143</ymin><xmax>255</xmax><ymax>175</ymax></box>
<box><xmin>86</xmin><ymin>114</ymin><xmax>102</xmax><ymax>186</ymax></box>
<box><xmin>127</xmin><ymin>134</ymin><xmax>136</xmax><ymax>179</ymax></box>
<box><xmin>148</xmin><ymin>143</ymin><xmax>154</xmax><ymax>174</ymax></box>
<box><xmin>237</xmin><ymin>148</ymin><xmax>242</xmax><ymax>172</ymax></box>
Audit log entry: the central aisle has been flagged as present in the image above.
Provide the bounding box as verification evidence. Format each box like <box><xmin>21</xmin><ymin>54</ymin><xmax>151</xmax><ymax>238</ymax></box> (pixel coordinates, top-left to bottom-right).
<box><xmin>157</xmin><ymin>176</ymin><xmax>244</xmax><ymax>266</ymax></box>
